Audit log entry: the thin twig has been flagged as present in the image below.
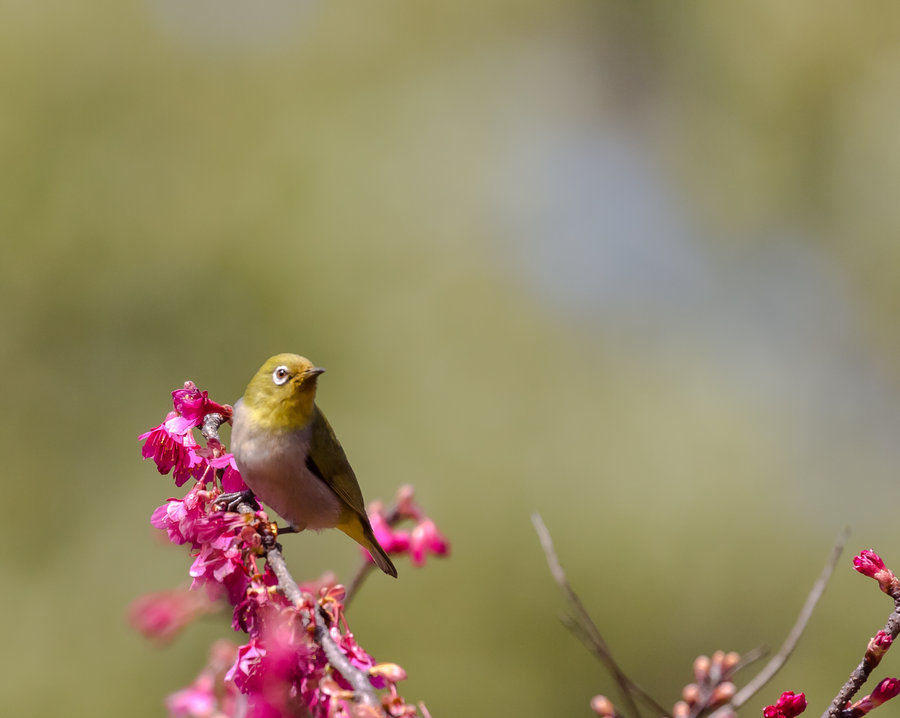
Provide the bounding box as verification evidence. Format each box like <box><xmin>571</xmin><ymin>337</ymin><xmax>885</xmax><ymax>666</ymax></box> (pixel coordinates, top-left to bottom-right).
<box><xmin>532</xmin><ymin>513</ymin><xmax>668</xmax><ymax>718</ymax></box>
<box><xmin>345</xmin><ymin>561</ymin><xmax>376</xmax><ymax>607</ymax></box>
<box><xmin>732</xmin><ymin>645</ymin><xmax>769</xmax><ymax>676</ymax></box>
<box><xmin>730</xmin><ymin>528</ymin><xmax>850</xmax><ymax>709</ymax></box>
<box><xmin>821</xmin><ymin>595</ymin><xmax>900</xmax><ymax>718</ymax></box>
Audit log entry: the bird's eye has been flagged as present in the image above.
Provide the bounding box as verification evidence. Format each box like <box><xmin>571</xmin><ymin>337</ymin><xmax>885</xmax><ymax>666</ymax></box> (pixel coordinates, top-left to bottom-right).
<box><xmin>272</xmin><ymin>366</ymin><xmax>291</xmax><ymax>385</ymax></box>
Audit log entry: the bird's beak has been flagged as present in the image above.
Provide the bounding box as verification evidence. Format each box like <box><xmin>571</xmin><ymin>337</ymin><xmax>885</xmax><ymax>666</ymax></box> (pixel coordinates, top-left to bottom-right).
<box><xmin>306</xmin><ymin>367</ymin><xmax>326</xmax><ymax>379</ymax></box>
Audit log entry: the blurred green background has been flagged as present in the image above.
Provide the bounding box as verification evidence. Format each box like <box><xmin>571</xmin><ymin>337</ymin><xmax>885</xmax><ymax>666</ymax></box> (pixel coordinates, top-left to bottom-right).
<box><xmin>4</xmin><ymin>1</ymin><xmax>900</xmax><ymax>716</ymax></box>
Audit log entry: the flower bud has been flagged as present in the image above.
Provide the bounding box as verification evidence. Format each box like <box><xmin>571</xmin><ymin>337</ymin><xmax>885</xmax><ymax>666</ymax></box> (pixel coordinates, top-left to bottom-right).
<box><xmin>693</xmin><ymin>655</ymin><xmax>711</xmax><ymax>683</ymax></box>
<box><xmin>590</xmin><ymin>695</ymin><xmax>616</xmax><ymax>717</ymax></box>
<box><xmin>865</xmin><ymin>631</ymin><xmax>893</xmax><ymax>665</ymax></box>
<box><xmin>711</xmin><ymin>681</ymin><xmax>736</xmax><ymax>705</ymax></box>
<box><xmin>682</xmin><ymin>684</ymin><xmax>701</xmax><ymax>705</ymax></box>
<box><xmin>871</xmin><ymin>677</ymin><xmax>900</xmax><ymax>707</ymax></box>
<box><xmin>723</xmin><ymin>652</ymin><xmax>741</xmax><ymax>674</ymax></box>
<box><xmin>369</xmin><ymin>663</ymin><xmax>408</xmax><ymax>683</ymax></box>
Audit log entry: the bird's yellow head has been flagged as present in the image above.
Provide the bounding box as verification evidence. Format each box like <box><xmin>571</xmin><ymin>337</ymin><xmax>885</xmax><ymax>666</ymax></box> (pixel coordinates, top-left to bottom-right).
<box><xmin>241</xmin><ymin>353</ymin><xmax>326</xmax><ymax>431</ymax></box>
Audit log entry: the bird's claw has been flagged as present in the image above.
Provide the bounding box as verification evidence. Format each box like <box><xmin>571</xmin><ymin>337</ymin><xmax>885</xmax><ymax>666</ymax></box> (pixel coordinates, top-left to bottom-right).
<box><xmin>215</xmin><ymin>489</ymin><xmax>259</xmax><ymax>513</ymax></box>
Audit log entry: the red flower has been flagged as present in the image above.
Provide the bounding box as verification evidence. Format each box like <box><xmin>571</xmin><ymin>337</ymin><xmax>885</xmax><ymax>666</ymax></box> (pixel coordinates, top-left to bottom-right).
<box><xmin>763</xmin><ymin>691</ymin><xmax>807</xmax><ymax>718</ymax></box>
<box><xmin>853</xmin><ymin>550</ymin><xmax>900</xmax><ymax>595</ymax></box>
<box><xmin>129</xmin><ymin>588</ymin><xmax>216</xmax><ymax>644</ymax></box>
<box><xmin>854</xmin><ymin>550</ymin><xmax>887</xmax><ymax>578</ymax></box>
<box><xmin>409</xmin><ymin>519</ymin><xmax>449</xmax><ymax>567</ymax></box>
<box><xmin>871</xmin><ymin>677</ymin><xmax>900</xmax><ymax>707</ymax></box>
<box><xmin>866</xmin><ymin>631</ymin><xmax>893</xmax><ymax>664</ymax></box>
<box><xmin>172</xmin><ymin>381</ymin><xmax>231</xmax><ymax>429</ymax></box>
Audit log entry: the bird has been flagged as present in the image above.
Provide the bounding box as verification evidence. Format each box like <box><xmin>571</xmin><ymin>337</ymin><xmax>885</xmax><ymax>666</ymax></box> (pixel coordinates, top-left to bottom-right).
<box><xmin>230</xmin><ymin>353</ymin><xmax>397</xmax><ymax>577</ymax></box>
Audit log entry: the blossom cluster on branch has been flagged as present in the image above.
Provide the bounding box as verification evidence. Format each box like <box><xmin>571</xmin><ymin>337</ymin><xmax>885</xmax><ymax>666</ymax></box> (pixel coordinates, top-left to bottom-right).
<box><xmin>134</xmin><ymin>382</ymin><xmax>447</xmax><ymax>718</ymax></box>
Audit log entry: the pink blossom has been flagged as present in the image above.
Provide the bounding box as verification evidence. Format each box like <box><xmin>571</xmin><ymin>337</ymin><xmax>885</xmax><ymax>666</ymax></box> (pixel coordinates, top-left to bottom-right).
<box><xmin>166</xmin><ymin>672</ymin><xmax>217</xmax><ymax>718</ymax></box>
<box><xmin>847</xmin><ymin>678</ymin><xmax>900</xmax><ymax>716</ymax></box>
<box><xmin>129</xmin><ymin>588</ymin><xmax>215</xmax><ymax>644</ymax></box>
<box><xmin>763</xmin><ymin>692</ymin><xmax>807</xmax><ymax>718</ymax></box>
<box><xmin>166</xmin><ymin>641</ymin><xmax>239</xmax><ymax>718</ymax></box>
<box><xmin>394</xmin><ymin>484</ymin><xmax>424</xmax><ymax>522</ymax></box>
<box><xmin>226</xmin><ymin>613</ymin><xmax>330</xmax><ymax>718</ymax></box>
<box><xmin>151</xmin><ymin>485</ymin><xmax>255</xmax><ymax>548</ymax></box>
<box><xmin>172</xmin><ymin>381</ymin><xmax>231</xmax><ymax>429</ymax></box>
<box><xmin>866</xmin><ymin>631</ymin><xmax>893</xmax><ymax>663</ymax></box>
<box><xmin>232</xmin><ymin>568</ymin><xmax>287</xmax><ymax>635</ymax></box>
<box><xmin>330</xmin><ymin>626</ymin><xmax>384</xmax><ymax>689</ymax></box>
<box><xmin>854</xmin><ymin>550</ymin><xmax>899</xmax><ymax>595</ymax></box>
<box><xmin>151</xmin><ymin>485</ymin><xmax>216</xmax><ymax>546</ymax></box>
<box><xmin>209</xmin><ymin>453</ymin><xmax>247</xmax><ymax>492</ymax></box>
<box><xmin>140</xmin><ymin>415</ymin><xmax>206</xmax><ymax>486</ymax></box>
<box><xmin>871</xmin><ymin>677</ymin><xmax>900</xmax><ymax>707</ymax></box>
<box><xmin>409</xmin><ymin>519</ymin><xmax>449</xmax><ymax>567</ymax></box>
<box><xmin>369</xmin><ymin>511</ymin><xmax>410</xmax><ymax>554</ymax></box>
<box><xmin>189</xmin><ymin>540</ymin><xmax>249</xmax><ymax>603</ymax></box>
<box><xmin>855</xmin><ymin>550</ymin><xmax>887</xmax><ymax>578</ymax></box>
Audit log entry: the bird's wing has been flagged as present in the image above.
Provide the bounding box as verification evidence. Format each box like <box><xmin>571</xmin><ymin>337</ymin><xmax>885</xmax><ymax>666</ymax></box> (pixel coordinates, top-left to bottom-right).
<box><xmin>307</xmin><ymin>406</ymin><xmax>368</xmax><ymax>518</ymax></box>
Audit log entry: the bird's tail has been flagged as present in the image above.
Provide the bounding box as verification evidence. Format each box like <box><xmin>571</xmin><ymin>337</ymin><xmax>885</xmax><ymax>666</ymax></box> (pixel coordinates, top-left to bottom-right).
<box><xmin>339</xmin><ymin>514</ymin><xmax>398</xmax><ymax>578</ymax></box>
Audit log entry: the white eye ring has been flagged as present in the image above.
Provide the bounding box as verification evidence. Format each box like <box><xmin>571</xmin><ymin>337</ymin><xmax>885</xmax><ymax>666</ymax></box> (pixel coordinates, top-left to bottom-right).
<box><xmin>272</xmin><ymin>366</ymin><xmax>291</xmax><ymax>385</ymax></box>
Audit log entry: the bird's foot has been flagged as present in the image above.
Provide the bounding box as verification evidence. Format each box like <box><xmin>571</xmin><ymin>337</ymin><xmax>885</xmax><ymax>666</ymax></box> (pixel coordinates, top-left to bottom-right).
<box><xmin>215</xmin><ymin>489</ymin><xmax>259</xmax><ymax>513</ymax></box>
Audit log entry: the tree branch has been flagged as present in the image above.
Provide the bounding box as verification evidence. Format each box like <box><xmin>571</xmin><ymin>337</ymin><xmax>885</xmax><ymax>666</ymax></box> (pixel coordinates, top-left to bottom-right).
<box><xmin>729</xmin><ymin>528</ymin><xmax>849</xmax><ymax>709</ymax></box>
<box><xmin>532</xmin><ymin>513</ymin><xmax>669</xmax><ymax>718</ymax></box>
<box><xmin>821</xmin><ymin>595</ymin><xmax>900</xmax><ymax>718</ymax></box>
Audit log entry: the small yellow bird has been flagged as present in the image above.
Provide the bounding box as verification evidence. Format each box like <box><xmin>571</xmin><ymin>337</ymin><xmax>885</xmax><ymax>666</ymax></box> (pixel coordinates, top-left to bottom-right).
<box><xmin>230</xmin><ymin>353</ymin><xmax>397</xmax><ymax>577</ymax></box>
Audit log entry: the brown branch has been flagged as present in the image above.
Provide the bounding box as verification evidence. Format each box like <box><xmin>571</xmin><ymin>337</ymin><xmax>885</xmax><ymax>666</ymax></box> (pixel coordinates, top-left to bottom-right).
<box><xmin>344</xmin><ymin>561</ymin><xmax>376</xmax><ymax>607</ymax></box>
<box><xmin>532</xmin><ymin>513</ymin><xmax>669</xmax><ymax>718</ymax></box>
<box><xmin>821</xmin><ymin>595</ymin><xmax>900</xmax><ymax>718</ymax></box>
<box><xmin>202</xmin><ymin>412</ymin><xmax>384</xmax><ymax>714</ymax></box>
<box><xmin>728</xmin><ymin>528</ymin><xmax>849</xmax><ymax>710</ymax></box>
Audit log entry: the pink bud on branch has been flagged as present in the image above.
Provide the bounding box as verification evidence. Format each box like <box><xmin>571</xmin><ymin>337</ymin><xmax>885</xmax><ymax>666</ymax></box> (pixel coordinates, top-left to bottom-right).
<box><xmin>763</xmin><ymin>691</ymin><xmax>807</xmax><ymax>718</ymax></box>
<box><xmin>845</xmin><ymin>677</ymin><xmax>900</xmax><ymax>717</ymax></box>
<box><xmin>853</xmin><ymin>550</ymin><xmax>900</xmax><ymax>597</ymax></box>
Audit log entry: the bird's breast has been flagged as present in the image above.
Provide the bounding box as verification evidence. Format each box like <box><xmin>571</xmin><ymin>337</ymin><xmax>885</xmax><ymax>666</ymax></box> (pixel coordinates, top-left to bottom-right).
<box><xmin>231</xmin><ymin>404</ymin><xmax>342</xmax><ymax>531</ymax></box>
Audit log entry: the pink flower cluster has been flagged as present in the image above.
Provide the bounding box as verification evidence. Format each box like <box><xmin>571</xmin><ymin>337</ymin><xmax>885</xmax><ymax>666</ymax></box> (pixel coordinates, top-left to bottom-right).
<box><xmin>136</xmin><ymin>382</ymin><xmax>442</xmax><ymax>718</ymax></box>
<box><xmin>366</xmin><ymin>486</ymin><xmax>449</xmax><ymax>568</ymax></box>
<box><xmin>139</xmin><ymin>382</ymin><xmax>245</xmax><ymax>491</ymax></box>
<box><xmin>763</xmin><ymin>691</ymin><xmax>807</xmax><ymax>718</ymax></box>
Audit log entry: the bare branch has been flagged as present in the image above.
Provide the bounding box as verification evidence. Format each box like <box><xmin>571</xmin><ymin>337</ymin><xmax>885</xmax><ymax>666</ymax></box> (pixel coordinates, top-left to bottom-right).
<box><xmin>821</xmin><ymin>597</ymin><xmax>900</xmax><ymax>718</ymax></box>
<box><xmin>730</xmin><ymin>528</ymin><xmax>849</xmax><ymax>709</ymax></box>
<box><xmin>532</xmin><ymin>513</ymin><xmax>669</xmax><ymax>718</ymax></box>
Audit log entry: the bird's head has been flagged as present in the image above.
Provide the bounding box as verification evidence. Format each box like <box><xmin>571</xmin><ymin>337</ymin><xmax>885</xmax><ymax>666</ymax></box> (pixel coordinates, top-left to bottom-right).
<box><xmin>242</xmin><ymin>353</ymin><xmax>326</xmax><ymax>430</ymax></box>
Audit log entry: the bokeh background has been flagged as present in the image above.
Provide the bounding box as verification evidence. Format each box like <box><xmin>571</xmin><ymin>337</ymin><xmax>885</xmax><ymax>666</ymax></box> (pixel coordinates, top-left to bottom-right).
<box><xmin>4</xmin><ymin>1</ymin><xmax>900</xmax><ymax>716</ymax></box>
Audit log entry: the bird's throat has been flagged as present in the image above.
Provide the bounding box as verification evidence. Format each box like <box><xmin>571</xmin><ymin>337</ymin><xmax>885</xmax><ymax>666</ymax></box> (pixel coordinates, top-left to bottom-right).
<box><xmin>249</xmin><ymin>390</ymin><xmax>316</xmax><ymax>431</ymax></box>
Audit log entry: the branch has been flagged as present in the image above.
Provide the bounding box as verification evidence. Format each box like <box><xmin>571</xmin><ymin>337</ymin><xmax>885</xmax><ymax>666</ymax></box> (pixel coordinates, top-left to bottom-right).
<box><xmin>201</xmin><ymin>413</ymin><xmax>384</xmax><ymax>714</ymax></box>
<box><xmin>532</xmin><ymin>513</ymin><xmax>669</xmax><ymax>718</ymax></box>
<box><xmin>729</xmin><ymin>528</ymin><xmax>849</xmax><ymax>709</ymax></box>
<box><xmin>821</xmin><ymin>594</ymin><xmax>900</xmax><ymax>718</ymax></box>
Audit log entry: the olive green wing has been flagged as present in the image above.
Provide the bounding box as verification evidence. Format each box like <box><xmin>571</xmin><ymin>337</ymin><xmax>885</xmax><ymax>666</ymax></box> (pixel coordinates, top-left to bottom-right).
<box><xmin>307</xmin><ymin>406</ymin><xmax>368</xmax><ymax>518</ymax></box>
<box><xmin>308</xmin><ymin>406</ymin><xmax>398</xmax><ymax>577</ymax></box>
